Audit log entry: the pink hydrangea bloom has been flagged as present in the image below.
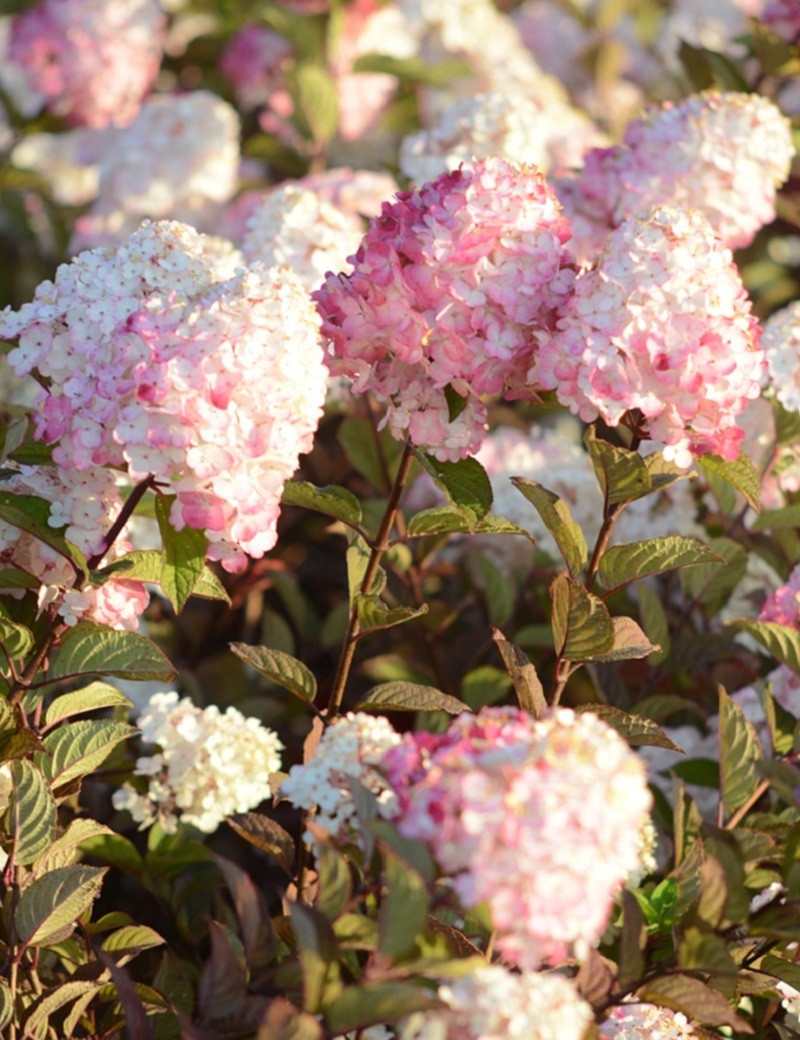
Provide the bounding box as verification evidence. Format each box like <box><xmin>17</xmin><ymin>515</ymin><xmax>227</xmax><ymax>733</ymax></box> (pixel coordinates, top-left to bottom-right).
<box><xmin>0</xmin><ymin>464</ymin><xmax>149</xmax><ymax>631</ymax></box>
<box><xmin>0</xmin><ymin>221</ymin><xmax>327</xmax><ymax>572</ymax></box>
<box><xmin>382</xmin><ymin>706</ymin><xmax>652</xmax><ymax>968</ymax></box>
<box><xmin>762</xmin><ymin>0</ymin><xmax>800</xmax><ymax>42</ymax></box>
<box><xmin>314</xmin><ymin>158</ymin><xmax>575</xmax><ymax>461</ymax></box>
<box><xmin>534</xmin><ymin>206</ymin><xmax>764</xmax><ymax>468</ymax></box>
<box><xmin>9</xmin><ymin>0</ymin><xmax>164</xmax><ymax>128</ymax></box>
<box><xmin>398</xmin><ymin>965</ymin><xmax>592</xmax><ymax>1040</ymax></box>
<box><xmin>600</xmin><ymin>1003</ymin><xmax>698</xmax><ymax>1040</ymax></box>
<box><xmin>759</xmin><ymin>562</ymin><xmax>800</xmax><ymax>627</ymax></box>
<box><xmin>219</xmin><ymin>24</ymin><xmax>293</xmax><ymax>113</ymax></box>
<box><xmin>559</xmin><ymin>91</ymin><xmax>794</xmax><ymax>259</ymax></box>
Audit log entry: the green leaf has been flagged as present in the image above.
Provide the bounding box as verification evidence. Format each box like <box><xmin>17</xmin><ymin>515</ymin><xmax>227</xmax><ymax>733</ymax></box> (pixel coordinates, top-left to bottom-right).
<box><xmin>323</xmin><ymin>982</ymin><xmax>437</xmax><ymax>1034</ymax></box>
<box><xmin>333</xmin><ymin>913</ymin><xmax>379</xmax><ymax>950</ymax></box>
<box><xmin>281</xmin><ymin>481</ymin><xmax>362</xmax><ymax>528</ymax></box>
<box><xmin>511</xmin><ymin>478</ymin><xmax>587</xmax><ymax>576</ymax></box>
<box><xmin>474</xmin><ymin>550</ymin><xmax>515</xmax><ymax>628</ymax></box>
<box><xmin>0</xmin><ymin>617</ymin><xmax>34</xmax><ymax>661</ymax></box>
<box><xmin>370</xmin><ymin>820</ymin><xmax>435</xmax><ymax>884</ymax></box>
<box><xmin>257</xmin><ymin>998</ymin><xmax>324</xmax><ymax>1040</ymax></box>
<box><xmin>230</xmin><ymin>642</ymin><xmax>317</xmax><ymax>703</ymax></box>
<box><xmin>192</xmin><ymin>564</ymin><xmax>231</xmax><ymax>604</ymax></box>
<box><xmin>16</xmin><ymin>864</ymin><xmax>107</xmax><ymax>947</ymax></box>
<box><xmin>728</xmin><ymin>620</ymin><xmax>800</xmax><ymax>673</ymax></box>
<box><xmin>197</xmin><ymin>920</ymin><xmax>248</xmax><ymax>1022</ymax></box>
<box><xmin>491</xmin><ymin>630</ymin><xmax>546</xmax><ymax>718</ymax></box>
<box><xmin>550</xmin><ymin>572</ymin><xmax>615</xmax><ymax>661</ymax></box>
<box><xmin>584</xmin><ymin>428</ymin><xmax>651</xmax><ymax>504</ymax></box>
<box><xmin>227</xmin><ymin>812</ymin><xmax>295</xmax><ymax>874</ymax></box>
<box><xmin>751</xmin><ymin>504</ymin><xmax>800</xmax><ymax>531</ymax></box>
<box><xmin>154</xmin><ymin>494</ymin><xmax>207</xmax><ymax>613</ymax></box>
<box><xmin>355</xmin><ymin>681</ymin><xmax>466</xmax><ymax>715</ymax></box>
<box><xmin>406</xmin><ymin>506</ymin><xmax>531</xmax><ymax>539</ymax></box>
<box><xmin>0</xmin><ymin>981</ymin><xmax>12</xmax><ymax>1032</ymax></box>
<box><xmin>347</xmin><ymin>535</ymin><xmax>385</xmax><ymax>605</ymax></box>
<box><xmin>443</xmin><ymin>383</ymin><xmax>468</xmax><ymax>421</ymax></box>
<box><xmin>638</xmin><ymin>582</ymin><xmax>671</xmax><ymax>663</ymax></box>
<box><xmin>44</xmin><ymin>681</ymin><xmax>133</xmax><ymax>725</ymax></box>
<box><xmin>78</xmin><ymin>832</ymin><xmax>144</xmax><ymax>878</ymax></box>
<box><xmin>574</xmin><ymin>705</ymin><xmax>682</xmax><ymax>750</ymax></box>
<box><xmin>589</xmin><ymin>616</ymin><xmax>659</xmax><ymax>662</ymax></box>
<box><xmin>94</xmin><ymin>548</ymin><xmax>163</xmax><ymax>584</ymax></box>
<box><xmin>38</xmin><ymin>720</ymin><xmax>136</xmax><ymax>789</ymax></box>
<box><xmin>698</xmin><ymin>453</ymin><xmax>761</xmax><ymax>512</ymax></box>
<box><xmin>289</xmin><ymin>903</ymin><xmax>338</xmax><ymax>1012</ymax></box>
<box><xmin>0</xmin><ymin>490</ymin><xmax>87</xmax><ymax>573</ymax></box>
<box><xmin>101</xmin><ymin>924</ymin><xmax>165</xmax><ymax>960</ymax></box>
<box><xmin>417</xmin><ymin>454</ymin><xmax>493</xmax><ymax>522</ymax></box>
<box><xmin>357</xmin><ymin>596</ymin><xmax>428</xmax><ymax>633</ymax></box>
<box><xmin>598</xmin><ymin>537</ymin><xmax>724</xmax><ymax>591</ymax></box>
<box><xmin>23</xmin><ymin>982</ymin><xmax>101</xmax><ymax>1038</ymax></box>
<box><xmin>293</xmin><ymin>63</ymin><xmax>339</xmax><ymax>145</ymax></box>
<box><xmin>6</xmin><ymin>760</ymin><xmax>56</xmax><ymax>865</ymax></box>
<box><xmin>32</xmin><ymin>818</ymin><xmax>113</xmax><ymax>876</ymax></box>
<box><xmin>678</xmin><ymin>40</ymin><xmax>751</xmax><ymax>91</ymax></box>
<box><xmin>50</xmin><ymin>624</ymin><xmax>176</xmax><ymax>682</ymax></box>
<box><xmin>379</xmin><ymin>847</ymin><xmax>430</xmax><ymax>960</ymax></box>
<box><xmin>0</xmin><ymin>567</ymin><xmax>40</xmax><ymax>589</ymax></box>
<box><xmin>681</xmin><ymin>537</ymin><xmax>747</xmax><ymax>616</ymax></box>
<box><xmin>638</xmin><ymin>973</ymin><xmax>753</xmax><ymax>1032</ymax></box>
<box><xmin>719</xmin><ymin>687</ymin><xmax>763</xmax><ymax>819</ymax></box>
<box><xmin>352</xmin><ymin>52</ymin><xmax>472</xmax><ymax>86</ymax></box>
<box><xmin>338</xmin><ymin>417</ymin><xmax>393</xmax><ymax>492</ymax></box>
<box><xmin>774</xmin><ymin>399</ymin><xmax>800</xmax><ymax>445</ymax></box>
<box><xmin>761</xmin><ymin>955</ymin><xmax>800</xmax><ymax>993</ymax></box>
<box><xmin>315</xmin><ymin>845</ymin><xmax>352</xmax><ymax>921</ymax></box>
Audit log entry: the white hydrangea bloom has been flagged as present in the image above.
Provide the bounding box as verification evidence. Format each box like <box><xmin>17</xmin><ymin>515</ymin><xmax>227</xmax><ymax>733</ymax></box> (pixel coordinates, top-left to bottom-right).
<box><xmin>113</xmin><ymin>692</ymin><xmax>284</xmax><ymax>833</ymax></box>
<box><xmin>398</xmin><ymin>965</ymin><xmax>593</xmax><ymax>1040</ymax></box>
<box><xmin>11</xmin><ymin>127</ymin><xmax>116</xmax><ymax>205</ymax></box>
<box><xmin>241</xmin><ymin>184</ymin><xmax>364</xmax><ymax>292</ymax></box>
<box><xmin>762</xmin><ymin>301</ymin><xmax>800</xmax><ymax>414</ymax></box>
<box><xmin>71</xmin><ymin>92</ymin><xmax>240</xmax><ymax>250</ymax></box>
<box><xmin>400</xmin><ymin>92</ymin><xmax>553</xmax><ymax>184</ymax></box>
<box><xmin>281</xmin><ymin>712</ymin><xmax>401</xmax><ymax>851</ymax></box>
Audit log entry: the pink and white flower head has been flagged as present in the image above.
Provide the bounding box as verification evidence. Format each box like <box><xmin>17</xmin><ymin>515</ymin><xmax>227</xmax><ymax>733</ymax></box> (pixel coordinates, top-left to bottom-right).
<box><xmin>314</xmin><ymin>158</ymin><xmax>576</xmax><ymax>461</ymax></box>
<box><xmin>761</xmin><ymin>301</ymin><xmax>800</xmax><ymax>414</ymax></box>
<box><xmin>280</xmin><ymin>712</ymin><xmax>402</xmax><ymax>851</ymax></box>
<box><xmin>0</xmin><ymin>464</ymin><xmax>149</xmax><ymax>631</ymax></box>
<box><xmin>241</xmin><ymin>183</ymin><xmax>364</xmax><ymax>292</ymax></box>
<box><xmin>0</xmin><ymin>220</ymin><xmax>327</xmax><ymax>573</ymax></box>
<box><xmin>762</xmin><ymin>0</ymin><xmax>800</xmax><ymax>42</ymax></box>
<box><xmin>600</xmin><ymin>1003</ymin><xmax>698</xmax><ymax>1040</ymax></box>
<box><xmin>534</xmin><ymin>206</ymin><xmax>764</xmax><ymax>468</ymax></box>
<box><xmin>560</xmin><ymin>91</ymin><xmax>794</xmax><ymax>259</ymax></box>
<box><xmin>71</xmin><ymin>92</ymin><xmax>241</xmax><ymax>252</ymax></box>
<box><xmin>112</xmin><ymin>691</ymin><xmax>284</xmax><ymax>833</ymax></box>
<box><xmin>398</xmin><ymin>965</ymin><xmax>593</xmax><ymax>1040</ymax></box>
<box><xmin>219</xmin><ymin>23</ymin><xmax>293</xmax><ymax>113</ymax></box>
<box><xmin>382</xmin><ymin>706</ymin><xmax>652</xmax><ymax>968</ymax></box>
<box><xmin>759</xmin><ymin>561</ymin><xmax>800</xmax><ymax>627</ymax></box>
<box><xmin>9</xmin><ymin>0</ymin><xmax>164</xmax><ymax>128</ymax></box>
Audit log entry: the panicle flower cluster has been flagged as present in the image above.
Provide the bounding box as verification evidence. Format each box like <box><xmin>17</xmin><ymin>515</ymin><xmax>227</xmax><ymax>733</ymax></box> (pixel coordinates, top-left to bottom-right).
<box><xmin>241</xmin><ymin>184</ymin><xmax>365</xmax><ymax>292</ymax></box>
<box><xmin>400</xmin><ymin>92</ymin><xmax>553</xmax><ymax>186</ymax></box>
<box><xmin>9</xmin><ymin>0</ymin><xmax>164</xmax><ymax>128</ymax></box>
<box><xmin>0</xmin><ymin>220</ymin><xmax>327</xmax><ymax>572</ymax></box>
<box><xmin>0</xmin><ymin>464</ymin><xmax>148</xmax><ymax>630</ymax></box>
<box><xmin>535</xmin><ymin>206</ymin><xmax>764</xmax><ymax>468</ymax></box>
<box><xmin>560</xmin><ymin>91</ymin><xmax>794</xmax><ymax>258</ymax></box>
<box><xmin>280</xmin><ymin>712</ymin><xmax>402</xmax><ymax>851</ymax></box>
<box><xmin>398</xmin><ymin>965</ymin><xmax>593</xmax><ymax>1040</ymax></box>
<box><xmin>71</xmin><ymin>92</ymin><xmax>241</xmax><ymax>252</ymax></box>
<box><xmin>314</xmin><ymin>158</ymin><xmax>575</xmax><ymax>461</ymax></box>
<box><xmin>382</xmin><ymin>706</ymin><xmax>652</xmax><ymax>968</ymax></box>
<box><xmin>600</xmin><ymin>1003</ymin><xmax>698</xmax><ymax>1040</ymax></box>
<box><xmin>10</xmin><ymin>128</ymin><xmax>112</xmax><ymax>207</ymax></box>
<box><xmin>761</xmin><ymin>301</ymin><xmax>800</xmax><ymax>414</ymax></box>
<box><xmin>112</xmin><ymin>691</ymin><xmax>284</xmax><ymax>833</ymax></box>
<box><xmin>759</xmin><ymin>561</ymin><xmax>800</xmax><ymax>627</ymax></box>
